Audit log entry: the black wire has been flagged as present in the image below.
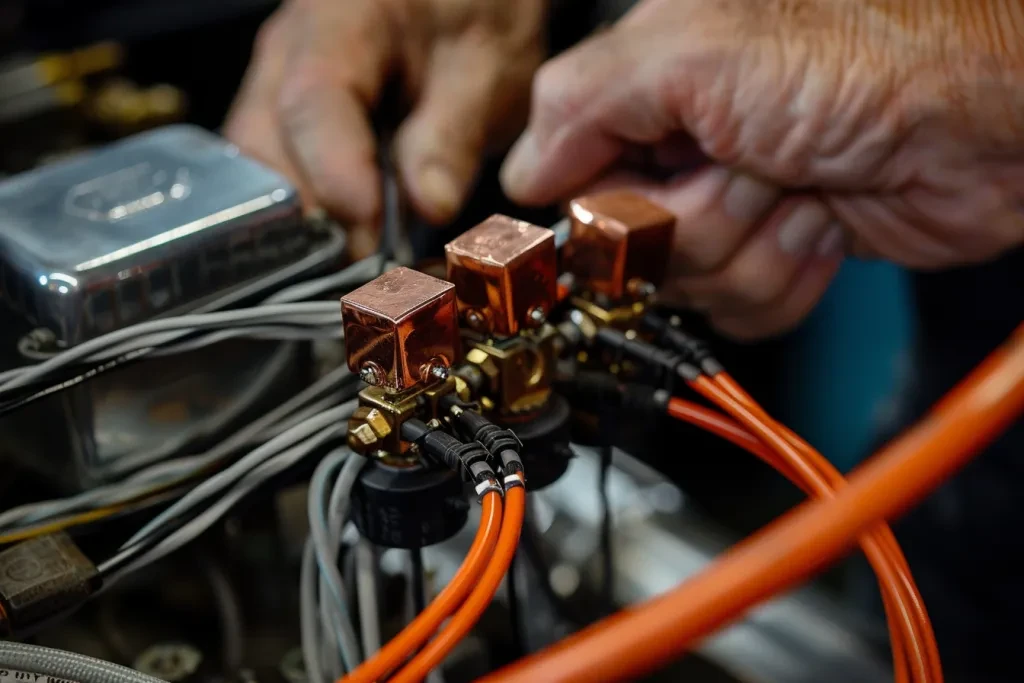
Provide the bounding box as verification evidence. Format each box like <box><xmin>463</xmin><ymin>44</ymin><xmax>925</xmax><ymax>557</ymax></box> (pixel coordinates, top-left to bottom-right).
<box><xmin>410</xmin><ymin>547</ymin><xmax>426</xmax><ymax>615</ymax></box>
<box><xmin>599</xmin><ymin>441</ymin><xmax>615</xmax><ymax>612</ymax></box>
<box><xmin>506</xmin><ymin>551</ymin><xmax>526</xmax><ymax>656</ymax></box>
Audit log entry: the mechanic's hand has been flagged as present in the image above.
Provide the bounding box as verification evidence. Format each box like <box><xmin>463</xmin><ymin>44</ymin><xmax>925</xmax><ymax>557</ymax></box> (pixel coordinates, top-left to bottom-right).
<box><xmin>226</xmin><ymin>0</ymin><xmax>546</xmax><ymax>256</ymax></box>
<box><xmin>501</xmin><ymin>0</ymin><xmax>1024</xmax><ymax>339</ymax></box>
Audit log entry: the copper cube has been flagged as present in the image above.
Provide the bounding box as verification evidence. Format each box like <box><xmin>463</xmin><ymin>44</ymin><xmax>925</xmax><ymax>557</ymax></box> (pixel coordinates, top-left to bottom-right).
<box><xmin>564</xmin><ymin>191</ymin><xmax>676</xmax><ymax>300</ymax></box>
<box><xmin>340</xmin><ymin>267</ymin><xmax>459</xmax><ymax>391</ymax></box>
<box><xmin>445</xmin><ymin>215</ymin><xmax>557</xmax><ymax>337</ymax></box>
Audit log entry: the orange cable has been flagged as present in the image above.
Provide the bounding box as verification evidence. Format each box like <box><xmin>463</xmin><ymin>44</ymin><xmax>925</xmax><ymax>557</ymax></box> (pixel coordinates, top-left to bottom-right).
<box><xmin>390</xmin><ymin>484</ymin><xmax>527</xmax><ymax>683</ymax></box>
<box><xmin>478</xmin><ymin>323</ymin><xmax>1024</xmax><ymax>683</ymax></box>
<box><xmin>341</xmin><ymin>491</ymin><xmax>503</xmax><ymax>683</ymax></box>
<box><xmin>688</xmin><ymin>378</ymin><xmax>931</xmax><ymax>683</ymax></box>
<box><xmin>668</xmin><ymin>394</ymin><xmax>918</xmax><ymax>682</ymax></box>
<box><xmin>711</xmin><ymin>373</ymin><xmax>942</xmax><ymax>682</ymax></box>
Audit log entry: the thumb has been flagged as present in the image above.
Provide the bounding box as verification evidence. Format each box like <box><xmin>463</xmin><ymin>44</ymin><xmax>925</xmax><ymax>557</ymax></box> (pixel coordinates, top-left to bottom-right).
<box><xmin>395</xmin><ymin>40</ymin><xmax>516</xmax><ymax>224</ymax></box>
<box><xmin>500</xmin><ymin>23</ymin><xmax>678</xmax><ymax>206</ymax></box>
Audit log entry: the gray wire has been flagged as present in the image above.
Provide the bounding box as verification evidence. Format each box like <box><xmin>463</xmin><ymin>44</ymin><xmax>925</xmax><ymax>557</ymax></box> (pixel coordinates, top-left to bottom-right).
<box><xmin>254</xmin><ymin>395</ymin><xmax>343</xmax><ymax>443</ymax></box>
<box><xmin>0</xmin><ymin>364</ymin><xmax>355</xmax><ymax>531</ymax></box>
<box><xmin>0</xmin><ymin>641</ymin><xmax>166</xmax><ymax>683</ymax></box>
<box><xmin>300</xmin><ymin>538</ymin><xmax>327</xmax><ymax>683</ymax></box>
<box><xmin>145</xmin><ymin>325</ymin><xmax>341</xmax><ymax>357</ymax></box>
<box><xmin>308</xmin><ymin>451</ymin><xmax>363</xmax><ymax>671</ymax></box>
<box><xmin>266</xmin><ymin>254</ymin><xmax>387</xmax><ymax>304</ymax></box>
<box><xmin>124</xmin><ymin>402</ymin><xmax>356</xmax><ymax>549</ymax></box>
<box><xmin>325</xmin><ymin>455</ymin><xmax>366</xmax><ymax>668</ymax></box>
<box><xmin>201</xmin><ymin>558</ymin><xmax>246</xmax><ymax>673</ymax></box>
<box><xmin>0</xmin><ymin>302</ymin><xmax>339</xmax><ymax>392</ymax></box>
<box><xmin>101</xmin><ymin>340</ymin><xmax>299</xmax><ymax>479</ymax></box>
<box><xmin>356</xmin><ymin>539</ymin><xmax>382</xmax><ymax>658</ymax></box>
<box><xmin>191</xmin><ymin>225</ymin><xmax>347</xmax><ymax>314</ymax></box>
<box><xmin>0</xmin><ymin>244</ymin><xmax>374</xmax><ymax>391</ymax></box>
<box><xmin>104</xmin><ymin>422</ymin><xmax>350</xmax><ymax>586</ymax></box>
<box><xmin>99</xmin><ymin>321</ymin><xmax>340</xmax><ymax>360</ymax></box>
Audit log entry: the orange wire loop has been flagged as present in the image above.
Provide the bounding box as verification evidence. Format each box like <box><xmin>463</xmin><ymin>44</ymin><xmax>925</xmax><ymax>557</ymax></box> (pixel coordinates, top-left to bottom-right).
<box><xmin>390</xmin><ymin>484</ymin><xmax>527</xmax><ymax>683</ymax></box>
<box><xmin>341</xmin><ymin>491</ymin><xmax>504</xmax><ymax>683</ymax></box>
<box><xmin>480</xmin><ymin>324</ymin><xmax>1024</xmax><ymax>683</ymax></box>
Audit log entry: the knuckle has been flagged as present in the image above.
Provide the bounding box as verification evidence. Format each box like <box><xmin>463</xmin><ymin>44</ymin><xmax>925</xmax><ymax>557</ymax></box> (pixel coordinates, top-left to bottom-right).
<box><xmin>532</xmin><ymin>58</ymin><xmax>582</xmax><ymax>120</ymax></box>
<box><xmin>276</xmin><ymin>61</ymin><xmax>330</xmax><ymax>123</ymax></box>
<box><xmin>672</xmin><ymin>236</ymin><xmax>732</xmax><ymax>274</ymax></box>
<box><xmin>721</xmin><ymin>260</ymin><xmax>780</xmax><ymax>308</ymax></box>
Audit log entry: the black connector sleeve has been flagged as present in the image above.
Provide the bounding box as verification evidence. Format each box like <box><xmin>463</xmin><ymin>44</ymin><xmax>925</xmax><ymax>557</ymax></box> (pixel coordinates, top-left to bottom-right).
<box><xmin>401</xmin><ymin>419</ymin><xmax>495</xmax><ymax>483</ymax></box>
<box><xmin>0</xmin><ymin>533</ymin><xmax>100</xmax><ymax>637</ymax></box>
<box><xmin>641</xmin><ymin>314</ymin><xmax>722</xmax><ymax>375</ymax></box>
<box><xmin>556</xmin><ymin>372</ymin><xmax>669</xmax><ymax>417</ymax></box>
<box><xmin>438</xmin><ymin>396</ymin><xmax>525</xmax><ymax>476</ymax></box>
<box><xmin>594</xmin><ymin>327</ymin><xmax>700</xmax><ymax>382</ymax></box>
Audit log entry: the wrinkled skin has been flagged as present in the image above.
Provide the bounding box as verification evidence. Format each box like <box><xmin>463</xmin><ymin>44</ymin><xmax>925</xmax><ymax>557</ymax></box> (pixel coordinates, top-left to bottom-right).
<box><xmin>502</xmin><ymin>0</ymin><xmax>1024</xmax><ymax>339</ymax></box>
<box><xmin>225</xmin><ymin>0</ymin><xmax>546</xmax><ymax>256</ymax></box>
<box><xmin>229</xmin><ymin>0</ymin><xmax>1024</xmax><ymax>340</ymax></box>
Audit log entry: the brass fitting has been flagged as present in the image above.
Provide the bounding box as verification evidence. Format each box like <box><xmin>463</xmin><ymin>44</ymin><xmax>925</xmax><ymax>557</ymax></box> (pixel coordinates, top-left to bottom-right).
<box><xmin>462</xmin><ymin>324</ymin><xmax>561</xmax><ymax>417</ymax></box>
<box><xmin>346</xmin><ymin>376</ymin><xmax>469</xmax><ymax>458</ymax></box>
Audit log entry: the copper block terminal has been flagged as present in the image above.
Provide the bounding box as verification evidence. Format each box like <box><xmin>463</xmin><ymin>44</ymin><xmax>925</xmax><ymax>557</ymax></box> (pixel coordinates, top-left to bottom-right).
<box><xmin>445</xmin><ymin>215</ymin><xmax>557</xmax><ymax>337</ymax></box>
<box><xmin>340</xmin><ymin>267</ymin><xmax>460</xmax><ymax>391</ymax></box>
<box><xmin>563</xmin><ymin>191</ymin><xmax>676</xmax><ymax>300</ymax></box>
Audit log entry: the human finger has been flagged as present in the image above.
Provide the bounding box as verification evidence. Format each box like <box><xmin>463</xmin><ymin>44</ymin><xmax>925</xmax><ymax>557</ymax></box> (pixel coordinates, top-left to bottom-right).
<box><xmin>276</xmin><ymin>0</ymin><xmax>396</xmax><ymax>224</ymax></box>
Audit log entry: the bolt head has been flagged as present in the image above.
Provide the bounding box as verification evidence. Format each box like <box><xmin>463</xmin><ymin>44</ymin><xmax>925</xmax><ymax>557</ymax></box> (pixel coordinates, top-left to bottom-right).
<box><xmin>359</xmin><ymin>362</ymin><xmax>385</xmax><ymax>386</ymax></box>
<box><xmin>528</xmin><ymin>306</ymin><xmax>546</xmax><ymax>326</ymax></box>
<box><xmin>419</xmin><ymin>358</ymin><xmax>450</xmax><ymax>383</ymax></box>
<box><xmin>465</xmin><ymin>309</ymin><xmax>486</xmax><ymax>330</ymax></box>
<box><xmin>364</xmin><ymin>408</ymin><xmax>392</xmax><ymax>438</ymax></box>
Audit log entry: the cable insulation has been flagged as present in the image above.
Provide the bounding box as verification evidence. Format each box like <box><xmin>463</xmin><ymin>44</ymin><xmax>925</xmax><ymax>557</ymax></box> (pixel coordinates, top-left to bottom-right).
<box><xmin>478</xmin><ymin>324</ymin><xmax>1024</xmax><ymax>683</ymax></box>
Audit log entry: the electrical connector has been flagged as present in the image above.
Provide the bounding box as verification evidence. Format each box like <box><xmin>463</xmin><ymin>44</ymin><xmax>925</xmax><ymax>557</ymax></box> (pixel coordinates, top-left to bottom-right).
<box><xmin>0</xmin><ymin>533</ymin><xmax>100</xmax><ymax>637</ymax></box>
<box><xmin>400</xmin><ymin>419</ymin><xmax>496</xmax><ymax>486</ymax></box>
<box><xmin>641</xmin><ymin>314</ymin><xmax>722</xmax><ymax>375</ymax></box>
<box><xmin>593</xmin><ymin>327</ymin><xmax>700</xmax><ymax>382</ymax></box>
<box><xmin>556</xmin><ymin>372</ymin><xmax>669</xmax><ymax>416</ymax></box>
<box><xmin>439</xmin><ymin>396</ymin><xmax>524</xmax><ymax>476</ymax></box>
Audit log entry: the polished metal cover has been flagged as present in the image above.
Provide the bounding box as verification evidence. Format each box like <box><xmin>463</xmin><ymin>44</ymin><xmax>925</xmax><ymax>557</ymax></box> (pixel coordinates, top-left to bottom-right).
<box><xmin>0</xmin><ymin>124</ymin><xmax>302</xmax><ymax>345</ymax></box>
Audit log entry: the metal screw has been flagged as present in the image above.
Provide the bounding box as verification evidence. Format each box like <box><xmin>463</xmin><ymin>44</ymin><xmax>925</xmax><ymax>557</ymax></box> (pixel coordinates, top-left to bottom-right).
<box><xmin>627</xmin><ymin>279</ymin><xmax>656</xmax><ymax>298</ymax></box>
<box><xmin>465</xmin><ymin>309</ymin><xmax>486</xmax><ymax>330</ymax></box>
<box><xmin>420</xmin><ymin>359</ymin><xmax>450</xmax><ymax>383</ymax></box>
<box><xmin>527</xmin><ymin>306</ymin><xmax>546</xmax><ymax>326</ymax></box>
<box><xmin>359</xmin><ymin>362</ymin><xmax>385</xmax><ymax>386</ymax></box>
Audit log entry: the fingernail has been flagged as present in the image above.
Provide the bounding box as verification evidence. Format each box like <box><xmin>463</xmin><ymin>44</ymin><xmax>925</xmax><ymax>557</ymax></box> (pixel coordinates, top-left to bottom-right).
<box><xmin>816</xmin><ymin>221</ymin><xmax>846</xmax><ymax>257</ymax></box>
<box><xmin>777</xmin><ymin>203</ymin><xmax>829</xmax><ymax>255</ymax></box>
<box><xmin>418</xmin><ymin>165</ymin><xmax>462</xmax><ymax>218</ymax></box>
<box><xmin>500</xmin><ymin>131</ymin><xmax>538</xmax><ymax>196</ymax></box>
<box><xmin>722</xmin><ymin>173</ymin><xmax>777</xmax><ymax>222</ymax></box>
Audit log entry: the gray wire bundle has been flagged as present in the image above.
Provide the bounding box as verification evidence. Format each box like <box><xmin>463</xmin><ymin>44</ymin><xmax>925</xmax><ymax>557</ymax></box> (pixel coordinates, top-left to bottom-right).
<box><xmin>0</xmin><ymin>252</ymin><xmax>388</xmax><ymax>535</ymax></box>
<box><xmin>303</xmin><ymin>449</ymin><xmax>366</xmax><ymax>679</ymax></box>
<box><xmin>0</xmin><ymin>364</ymin><xmax>357</xmax><ymax>534</ymax></box>
<box><xmin>99</xmin><ymin>400</ymin><xmax>360</xmax><ymax>587</ymax></box>
<box><xmin>0</xmin><ymin>252</ymin><xmax>388</xmax><ymax>396</ymax></box>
